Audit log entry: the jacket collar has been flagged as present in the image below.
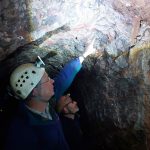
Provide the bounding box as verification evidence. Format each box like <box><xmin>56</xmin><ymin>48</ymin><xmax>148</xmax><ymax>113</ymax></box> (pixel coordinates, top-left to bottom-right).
<box><xmin>18</xmin><ymin>102</ymin><xmax>59</xmax><ymax>125</ymax></box>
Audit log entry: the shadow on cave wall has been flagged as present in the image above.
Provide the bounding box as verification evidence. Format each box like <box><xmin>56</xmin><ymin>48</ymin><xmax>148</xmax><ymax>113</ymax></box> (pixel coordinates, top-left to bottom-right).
<box><xmin>68</xmin><ymin>53</ymin><xmax>147</xmax><ymax>150</ymax></box>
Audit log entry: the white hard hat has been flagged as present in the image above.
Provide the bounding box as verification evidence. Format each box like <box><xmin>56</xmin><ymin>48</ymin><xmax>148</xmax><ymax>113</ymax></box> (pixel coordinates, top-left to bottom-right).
<box><xmin>10</xmin><ymin>63</ymin><xmax>45</xmax><ymax>99</ymax></box>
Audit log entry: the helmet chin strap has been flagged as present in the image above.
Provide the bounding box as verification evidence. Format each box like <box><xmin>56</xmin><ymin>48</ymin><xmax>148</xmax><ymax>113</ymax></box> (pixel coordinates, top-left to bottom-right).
<box><xmin>34</xmin><ymin>95</ymin><xmax>50</xmax><ymax>103</ymax></box>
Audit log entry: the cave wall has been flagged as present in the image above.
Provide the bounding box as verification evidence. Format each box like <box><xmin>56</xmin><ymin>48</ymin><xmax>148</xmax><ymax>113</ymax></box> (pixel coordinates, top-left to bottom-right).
<box><xmin>1</xmin><ymin>0</ymin><xmax>150</xmax><ymax>150</ymax></box>
<box><xmin>70</xmin><ymin>46</ymin><xmax>150</xmax><ymax>150</ymax></box>
<box><xmin>1</xmin><ymin>0</ymin><xmax>150</xmax><ymax>60</ymax></box>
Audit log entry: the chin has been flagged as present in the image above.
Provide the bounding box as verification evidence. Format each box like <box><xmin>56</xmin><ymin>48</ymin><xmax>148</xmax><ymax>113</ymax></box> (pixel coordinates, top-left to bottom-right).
<box><xmin>51</xmin><ymin>91</ymin><xmax>55</xmax><ymax>96</ymax></box>
<box><xmin>48</xmin><ymin>92</ymin><xmax>54</xmax><ymax>99</ymax></box>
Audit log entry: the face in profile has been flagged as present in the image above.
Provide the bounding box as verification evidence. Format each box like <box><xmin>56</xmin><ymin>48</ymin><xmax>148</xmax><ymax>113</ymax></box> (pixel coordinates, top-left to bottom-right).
<box><xmin>34</xmin><ymin>72</ymin><xmax>55</xmax><ymax>101</ymax></box>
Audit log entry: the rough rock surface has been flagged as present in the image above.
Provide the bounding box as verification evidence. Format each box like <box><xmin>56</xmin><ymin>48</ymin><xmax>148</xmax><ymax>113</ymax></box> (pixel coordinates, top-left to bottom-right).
<box><xmin>1</xmin><ymin>0</ymin><xmax>150</xmax><ymax>150</ymax></box>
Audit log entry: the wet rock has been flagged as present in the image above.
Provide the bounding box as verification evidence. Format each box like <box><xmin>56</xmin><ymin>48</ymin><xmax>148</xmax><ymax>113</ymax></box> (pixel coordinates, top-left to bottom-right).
<box><xmin>1</xmin><ymin>0</ymin><xmax>150</xmax><ymax>149</ymax></box>
<box><xmin>115</xmin><ymin>55</ymin><xmax>128</xmax><ymax>69</ymax></box>
<box><xmin>2</xmin><ymin>1</ymin><xmax>10</xmax><ymax>9</ymax></box>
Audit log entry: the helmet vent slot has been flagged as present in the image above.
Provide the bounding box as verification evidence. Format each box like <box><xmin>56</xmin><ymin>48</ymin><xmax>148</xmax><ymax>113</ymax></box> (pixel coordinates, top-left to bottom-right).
<box><xmin>16</xmin><ymin>90</ymin><xmax>21</xmax><ymax>94</ymax></box>
<box><xmin>32</xmin><ymin>70</ymin><xmax>36</xmax><ymax>74</ymax></box>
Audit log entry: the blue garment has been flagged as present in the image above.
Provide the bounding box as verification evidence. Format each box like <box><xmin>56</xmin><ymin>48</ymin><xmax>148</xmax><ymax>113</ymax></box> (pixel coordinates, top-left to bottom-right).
<box><xmin>54</xmin><ymin>58</ymin><xmax>82</xmax><ymax>101</ymax></box>
<box><xmin>60</xmin><ymin>115</ymin><xmax>83</xmax><ymax>150</ymax></box>
<box><xmin>5</xmin><ymin>104</ymin><xmax>69</xmax><ymax>150</ymax></box>
<box><xmin>5</xmin><ymin>58</ymin><xmax>82</xmax><ymax>150</ymax></box>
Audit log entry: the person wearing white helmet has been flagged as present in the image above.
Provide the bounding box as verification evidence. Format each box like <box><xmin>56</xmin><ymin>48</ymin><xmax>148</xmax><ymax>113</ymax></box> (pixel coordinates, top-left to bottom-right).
<box><xmin>5</xmin><ymin>40</ymin><xmax>96</xmax><ymax>150</ymax></box>
<box><xmin>56</xmin><ymin>93</ymin><xmax>84</xmax><ymax>150</ymax></box>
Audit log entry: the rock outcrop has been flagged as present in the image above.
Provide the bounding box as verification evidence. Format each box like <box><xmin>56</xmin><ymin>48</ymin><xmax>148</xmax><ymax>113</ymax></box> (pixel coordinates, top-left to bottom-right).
<box><xmin>1</xmin><ymin>0</ymin><xmax>150</xmax><ymax>149</ymax></box>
